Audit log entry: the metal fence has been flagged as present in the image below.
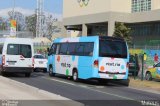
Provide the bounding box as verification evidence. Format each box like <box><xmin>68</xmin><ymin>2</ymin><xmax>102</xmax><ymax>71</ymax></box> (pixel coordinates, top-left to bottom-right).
<box><xmin>33</xmin><ymin>43</ymin><xmax>51</xmax><ymax>57</ymax></box>
<box><xmin>129</xmin><ymin>44</ymin><xmax>160</xmax><ymax>50</ymax></box>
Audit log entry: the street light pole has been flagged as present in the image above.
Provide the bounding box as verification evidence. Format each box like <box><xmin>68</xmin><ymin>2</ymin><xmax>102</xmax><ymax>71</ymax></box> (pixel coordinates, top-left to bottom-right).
<box><xmin>13</xmin><ymin>0</ymin><xmax>15</xmax><ymax>19</ymax></box>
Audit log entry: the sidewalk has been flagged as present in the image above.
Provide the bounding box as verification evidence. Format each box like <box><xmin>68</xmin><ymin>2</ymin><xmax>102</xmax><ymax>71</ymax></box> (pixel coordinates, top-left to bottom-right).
<box><xmin>0</xmin><ymin>76</ymin><xmax>83</xmax><ymax>106</ymax></box>
<box><xmin>129</xmin><ymin>77</ymin><xmax>160</xmax><ymax>94</ymax></box>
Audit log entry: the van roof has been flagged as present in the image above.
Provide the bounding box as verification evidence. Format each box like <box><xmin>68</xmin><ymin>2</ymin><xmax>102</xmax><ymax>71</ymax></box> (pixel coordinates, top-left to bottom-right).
<box><xmin>0</xmin><ymin>38</ymin><xmax>33</xmax><ymax>44</ymax></box>
<box><xmin>53</xmin><ymin>36</ymin><xmax>125</xmax><ymax>43</ymax></box>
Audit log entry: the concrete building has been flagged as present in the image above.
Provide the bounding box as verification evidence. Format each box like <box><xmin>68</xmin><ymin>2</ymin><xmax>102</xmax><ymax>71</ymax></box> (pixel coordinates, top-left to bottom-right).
<box><xmin>63</xmin><ymin>0</ymin><xmax>160</xmax><ymax>45</ymax></box>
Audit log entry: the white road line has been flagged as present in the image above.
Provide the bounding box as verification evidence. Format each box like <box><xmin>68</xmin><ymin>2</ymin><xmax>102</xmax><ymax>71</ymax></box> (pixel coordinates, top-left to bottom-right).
<box><xmin>42</xmin><ymin>77</ymin><xmax>137</xmax><ymax>101</ymax></box>
<box><xmin>43</xmin><ymin>77</ymin><xmax>76</xmax><ymax>86</ymax></box>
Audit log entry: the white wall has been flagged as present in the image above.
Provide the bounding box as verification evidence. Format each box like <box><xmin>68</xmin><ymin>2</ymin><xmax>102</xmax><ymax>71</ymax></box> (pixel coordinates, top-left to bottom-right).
<box><xmin>63</xmin><ymin>0</ymin><xmax>131</xmax><ymax>18</ymax></box>
<box><xmin>152</xmin><ymin>0</ymin><xmax>160</xmax><ymax>10</ymax></box>
<box><xmin>110</xmin><ymin>0</ymin><xmax>131</xmax><ymax>13</ymax></box>
<box><xmin>67</xmin><ymin>30</ymin><xmax>82</xmax><ymax>37</ymax></box>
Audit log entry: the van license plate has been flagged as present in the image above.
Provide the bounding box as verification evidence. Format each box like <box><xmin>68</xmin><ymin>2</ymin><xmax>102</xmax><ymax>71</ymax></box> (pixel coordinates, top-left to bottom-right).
<box><xmin>8</xmin><ymin>62</ymin><xmax>15</xmax><ymax>65</ymax></box>
<box><xmin>109</xmin><ymin>74</ymin><xmax>114</xmax><ymax>77</ymax></box>
<box><xmin>39</xmin><ymin>61</ymin><xmax>43</xmax><ymax>64</ymax></box>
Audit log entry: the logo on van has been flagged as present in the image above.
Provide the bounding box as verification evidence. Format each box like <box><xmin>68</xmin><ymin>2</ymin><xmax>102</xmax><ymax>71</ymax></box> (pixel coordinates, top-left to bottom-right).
<box><xmin>77</xmin><ymin>0</ymin><xmax>90</xmax><ymax>7</ymax></box>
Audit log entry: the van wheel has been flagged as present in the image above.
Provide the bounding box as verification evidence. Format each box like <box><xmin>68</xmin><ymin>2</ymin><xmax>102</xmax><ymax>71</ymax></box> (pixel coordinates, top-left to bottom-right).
<box><xmin>73</xmin><ymin>71</ymin><xmax>78</xmax><ymax>82</ymax></box>
<box><xmin>0</xmin><ymin>71</ymin><xmax>5</xmax><ymax>76</ymax></box>
<box><xmin>25</xmin><ymin>73</ymin><xmax>31</xmax><ymax>77</ymax></box>
<box><xmin>145</xmin><ymin>72</ymin><xmax>152</xmax><ymax>81</ymax></box>
<box><xmin>49</xmin><ymin>67</ymin><xmax>55</xmax><ymax>77</ymax></box>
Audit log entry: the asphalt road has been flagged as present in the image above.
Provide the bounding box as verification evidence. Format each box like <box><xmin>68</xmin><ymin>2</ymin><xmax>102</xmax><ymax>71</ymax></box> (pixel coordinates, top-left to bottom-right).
<box><xmin>5</xmin><ymin>72</ymin><xmax>160</xmax><ymax>106</ymax></box>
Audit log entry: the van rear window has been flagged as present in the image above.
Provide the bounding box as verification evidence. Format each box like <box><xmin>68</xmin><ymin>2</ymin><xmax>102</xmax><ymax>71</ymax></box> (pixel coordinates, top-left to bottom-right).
<box><xmin>99</xmin><ymin>40</ymin><xmax>127</xmax><ymax>58</ymax></box>
<box><xmin>7</xmin><ymin>44</ymin><xmax>32</xmax><ymax>58</ymax></box>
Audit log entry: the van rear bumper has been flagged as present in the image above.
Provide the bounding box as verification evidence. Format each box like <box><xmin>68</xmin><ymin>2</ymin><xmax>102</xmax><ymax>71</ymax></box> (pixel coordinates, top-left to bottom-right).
<box><xmin>1</xmin><ymin>67</ymin><xmax>33</xmax><ymax>73</ymax></box>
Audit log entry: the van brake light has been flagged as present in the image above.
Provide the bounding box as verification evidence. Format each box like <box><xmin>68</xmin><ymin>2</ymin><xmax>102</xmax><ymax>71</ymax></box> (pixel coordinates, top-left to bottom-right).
<box><xmin>20</xmin><ymin>55</ymin><xmax>24</xmax><ymax>58</ymax></box>
<box><xmin>94</xmin><ymin>60</ymin><xmax>99</xmax><ymax>68</ymax></box>
<box><xmin>2</xmin><ymin>55</ymin><xmax>5</xmax><ymax>65</ymax></box>
<box><xmin>32</xmin><ymin>57</ymin><xmax>34</xmax><ymax>67</ymax></box>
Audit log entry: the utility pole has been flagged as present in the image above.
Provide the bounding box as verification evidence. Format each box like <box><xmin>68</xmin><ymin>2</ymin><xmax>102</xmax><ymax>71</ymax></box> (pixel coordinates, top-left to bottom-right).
<box><xmin>10</xmin><ymin>0</ymin><xmax>17</xmax><ymax>37</ymax></box>
<box><xmin>36</xmin><ymin>0</ymin><xmax>44</xmax><ymax>38</ymax></box>
<box><xmin>13</xmin><ymin>0</ymin><xmax>15</xmax><ymax>19</ymax></box>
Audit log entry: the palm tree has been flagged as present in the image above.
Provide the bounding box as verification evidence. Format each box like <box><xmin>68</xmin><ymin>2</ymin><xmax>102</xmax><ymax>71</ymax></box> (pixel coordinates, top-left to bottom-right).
<box><xmin>113</xmin><ymin>22</ymin><xmax>132</xmax><ymax>45</ymax></box>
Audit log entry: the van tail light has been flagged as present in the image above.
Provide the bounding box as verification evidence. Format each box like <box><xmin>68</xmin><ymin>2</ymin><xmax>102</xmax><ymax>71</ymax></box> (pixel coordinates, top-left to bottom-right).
<box><xmin>2</xmin><ymin>55</ymin><xmax>5</xmax><ymax>66</ymax></box>
<box><xmin>126</xmin><ymin>62</ymin><xmax>129</xmax><ymax>68</ymax></box>
<box><xmin>32</xmin><ymin>57</ymin><xmax>34</xmax><ymax>67</ymax></box>
<box><xmin>20</xmin><ymin>55</ymin><xmax>24</xmax><ymax>58</ymax></box>
<box><xmin>94</xmin><ymin>60</ymin><xmax>99</xmax><ymax>68</ymax></box>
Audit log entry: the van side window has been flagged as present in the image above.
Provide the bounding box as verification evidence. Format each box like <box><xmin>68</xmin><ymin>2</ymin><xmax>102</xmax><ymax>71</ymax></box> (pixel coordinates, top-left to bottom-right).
<box><xmin>84</xmin><ymin>43</ymin><xmax>94</xmax><ymax>56</ymax></box>
<box><xmin>50</xmin><ymin>44</ymin><xmax>56</xmax><ymax>54</ymax></box>
<box><xmin>56</xmin><ymin>44</ymin><xmax>60</xmax><ymax>55</ymax></box>
<box><xmin>67</xmin><ymin>43</ymin><xmax>77</xmax><ymax>55</ymax></box>
<box><xmin>75</xmin><ymin>42</ymin><xmax>94</xmax><ymax>56</ymax></box>
<box><xmin>59</xmin><ymin>43</ymin><xmax>68</xmax><ymax>55</ymax></box>
<box><xmin>75</xmin><ymin>43</ymin><xmax>84</xmax><ymax>56</ymax></box>
<box><xmin>7</xmin><ymin>44</ymin><xmax>19</xmax><ymax>55</ymax></box>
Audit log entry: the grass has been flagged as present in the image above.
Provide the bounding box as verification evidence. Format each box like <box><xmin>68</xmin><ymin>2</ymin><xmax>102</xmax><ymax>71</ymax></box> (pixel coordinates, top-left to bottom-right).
<box><xmin>129</xmin><ymin>77</ymin><xmax>160</xmax><ymax>92</ymax></box>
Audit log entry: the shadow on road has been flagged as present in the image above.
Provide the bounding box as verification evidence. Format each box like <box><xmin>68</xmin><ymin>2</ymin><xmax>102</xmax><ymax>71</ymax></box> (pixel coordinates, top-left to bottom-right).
<box><xmin>54</xmin><ymin>74</ymin><xmax>129</xmax><ymax>87</ymax></box>
<box><xmin>1</xmin><ymin>72</ymin><xmax>129</xmax><ymax>87</ymax></box>
<box><xmin>1</xmin><ymin>72</ymin><xmax>46</xmax><ymax>78</ymax></box>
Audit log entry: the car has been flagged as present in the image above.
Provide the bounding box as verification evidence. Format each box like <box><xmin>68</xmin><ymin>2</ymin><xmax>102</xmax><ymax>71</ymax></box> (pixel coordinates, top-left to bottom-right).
<box><xmin>33</xmin><ymin>54</ymin><xmax>47</xmax><ymax>73</ymax></box>
<box><xmin>145</xmin><ymin>62</ymin><xmax>160</xmax><ymax>81</ymax></box>
<box><xmin>129</xmin><ymin>55</ymin><xmax>140</xmax><ymax>76</ymax></box>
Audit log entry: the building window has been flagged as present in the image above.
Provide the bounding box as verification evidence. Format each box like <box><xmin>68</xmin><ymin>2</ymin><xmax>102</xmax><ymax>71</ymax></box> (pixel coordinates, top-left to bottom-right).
<box><xmin>132</xmin><ymin>0</ymin><xmax>151</xmax><ymax>13</ymax></box>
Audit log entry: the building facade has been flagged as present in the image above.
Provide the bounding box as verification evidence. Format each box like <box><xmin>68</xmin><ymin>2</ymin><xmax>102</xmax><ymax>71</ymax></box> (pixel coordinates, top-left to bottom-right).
<box><xmin>63</xmin><ymin>0</ymin><xmax>160</xmax><ymax>45</ymax></box>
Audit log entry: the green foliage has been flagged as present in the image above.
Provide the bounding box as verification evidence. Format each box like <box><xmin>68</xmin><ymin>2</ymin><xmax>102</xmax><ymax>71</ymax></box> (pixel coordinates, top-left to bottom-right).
<box><xmin>113</xmin><ymin>22</ymin><xmax>132</xmax><ymax>45</ymax></box>
<box><xmin>25</xmin><ymin>14</ymin><xmax>37</xmax><ymax>37</ymax></box>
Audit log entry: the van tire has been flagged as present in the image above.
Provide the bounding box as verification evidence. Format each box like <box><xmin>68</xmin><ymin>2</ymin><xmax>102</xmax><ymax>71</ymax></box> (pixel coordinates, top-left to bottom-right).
<box><xmin>25</xmin><ymin>73</ymin><xmax>31</xmax><ymax>77</ymax></box>
<box><xmin>73</xmin><ymin>70</ymin><xmax>78</xmax><ymax>82</ymax></box>
<box><xmin>49</xmin><ymin>66</ymin><xmax>55</xmax><ymax>77</ymax></box>
<box><xmin>0</xmin><ymin>71</ymin><xmax>5</xmax><ymax>76</ymax></box>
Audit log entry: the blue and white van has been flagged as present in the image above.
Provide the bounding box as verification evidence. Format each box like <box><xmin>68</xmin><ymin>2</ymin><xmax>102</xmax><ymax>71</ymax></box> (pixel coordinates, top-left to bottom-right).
<box><xmin>47</xmin><ymin>36</ymin><xmax>129</xmax><ymax>83</ymax></box>
<box><xmin>0</xmin><ymin>38</ymin><xmax>34</xmax><ymax>77</ymax></box>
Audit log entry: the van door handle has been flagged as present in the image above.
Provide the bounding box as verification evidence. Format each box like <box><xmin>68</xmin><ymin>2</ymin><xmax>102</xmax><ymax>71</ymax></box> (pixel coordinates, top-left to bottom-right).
<box><xmin>20</xmin><ymin>58</ymin><xmax>25</xmax><ymax>60</ymax></box>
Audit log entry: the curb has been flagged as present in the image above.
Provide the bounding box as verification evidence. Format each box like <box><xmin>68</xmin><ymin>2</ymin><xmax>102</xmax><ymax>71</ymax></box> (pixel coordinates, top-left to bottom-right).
<box><xmin>129</xmin><ymin>86</ymin><xmax>160</xmax><ymax>95</ymax></box>
<box><xmin>0</xmin><ymin>76</ymin><xmax>84</xmax><ymax>106</ymax></box>
<box><xmin>0</xmin><ymin>76</ymin><xmax>67</xmax><ymax>100</ymax></box>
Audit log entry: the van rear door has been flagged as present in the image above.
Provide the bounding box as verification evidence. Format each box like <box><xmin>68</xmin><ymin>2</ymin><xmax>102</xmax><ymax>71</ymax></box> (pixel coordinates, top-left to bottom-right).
<box><xmin>98</xmin><ymin>38</ymin><xmax>128</xmax><ymax>79</ymax></box>
<box><xmin>6</xmin><ymin>44</ymin><xmax>32</xmax><ymax>68</ymax></box>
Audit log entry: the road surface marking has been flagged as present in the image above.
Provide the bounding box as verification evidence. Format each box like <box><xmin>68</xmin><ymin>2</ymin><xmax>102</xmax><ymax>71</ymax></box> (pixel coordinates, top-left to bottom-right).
<box><xmin>43</xmin><ymin>77</ymin><xmax>137</xmax><ymax>101</ymax></box>
<box><xmin>43</xmin><ymin>77</ymin><xmax>76</xmax><ymax>86</ymax></box>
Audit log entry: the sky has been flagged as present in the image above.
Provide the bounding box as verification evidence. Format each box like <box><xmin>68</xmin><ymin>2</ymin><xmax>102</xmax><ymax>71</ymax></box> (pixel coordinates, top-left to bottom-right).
<box><xmin>0</xmin><ymin>0</ymin><xmax>63</xmax><ymax>19</ymax></box>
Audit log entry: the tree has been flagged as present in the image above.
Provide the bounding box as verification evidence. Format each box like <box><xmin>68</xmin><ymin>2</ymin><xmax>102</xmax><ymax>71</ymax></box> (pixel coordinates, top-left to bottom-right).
<box><xmin>44</xmin><ymin>15</ymin><xmax>58</xmax><ymax>39</ymax></box>
<box><xmin>0</xmin><ymin>17</ymin><xmax>8</xmax><ymax>30</ymax></box>
<box><xmin>25</xmin><ymin>14</ymin><xmax>37</xmax><ymax>37</ymax></box>
<box><xmin>113</xmin><ymin>22</ymin><xmax>132</xmax><ymax>45</ymax></box>
<box><xmin>25</xmin><ymin>14</ymin><xmax>59</xmax><ymax>38</ymax></box>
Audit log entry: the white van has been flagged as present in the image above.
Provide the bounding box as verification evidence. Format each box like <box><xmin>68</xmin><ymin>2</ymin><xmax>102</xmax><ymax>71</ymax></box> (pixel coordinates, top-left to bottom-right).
<box><xmin>0</xmin><ymin>38</ymin><xmax>34</xmax><ymax>77</ymax></box>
